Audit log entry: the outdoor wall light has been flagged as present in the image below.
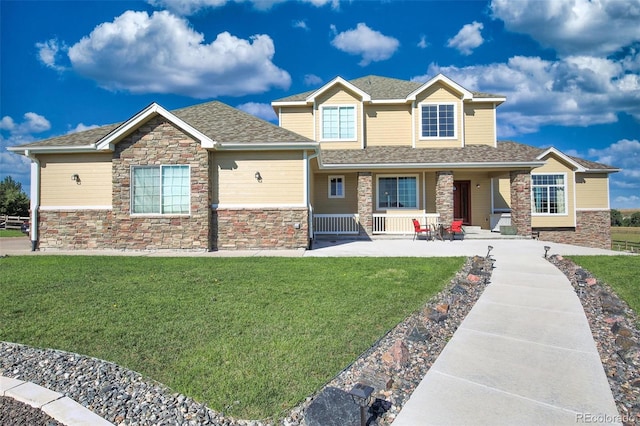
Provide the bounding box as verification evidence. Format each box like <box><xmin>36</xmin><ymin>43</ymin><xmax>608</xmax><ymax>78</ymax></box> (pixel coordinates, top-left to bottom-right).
<box><xmin>486</xmin><ymin>245</ymin><xmax>493</xmax><ymax>258</ymax></box>
<box><xmin>544</xmin><ymin>245</ymin><xmax>551</xmax><ymax>258</ymax></box>
<box><xmin>71</xmin><ymin>174</ymin><xmax>80</xmax><ymax>184</ymax></box>
<box><xmin>476</xmin><ymin>183</ymin><xmax>481</xmax><ymax>189</ymax></box>
<box><xmin>348</xmin><ymin>383</ymin><xmax>374</xmax><ymax>426</ymax></box>
<box><xmin>254</xmin><ymin>171</ymin><xmax>262</xmax><ymax>182</ymax></box>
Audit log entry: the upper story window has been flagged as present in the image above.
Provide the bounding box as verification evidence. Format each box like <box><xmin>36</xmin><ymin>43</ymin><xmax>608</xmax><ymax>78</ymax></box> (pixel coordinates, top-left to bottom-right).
<box><xmin>532</xmin><ymin>174</ymin><xmax>566</xmax><ymax>215</ymax></box>
<box><xmin>328</xmin><ymin>175</ymin><xmax>344</xmax><ymax>198</ymax></box>
<box><xmin>377</xmin><ymin>175</ymin><xmax>418</xmax><ymax>209</ymax></box>
<box><xmin>321</xmin><ymin>105</ymin><xmax>356</xmax><ymax>141</ymax></box>
<box><xmin>131</xmin><ymin>165</ymin><xmax>190</xmax><ymax>215</ymax></box>
<box><xmin>420</xmin><ymin>103</ymin><xmax>456</xmax><ymax>139</ymax></box>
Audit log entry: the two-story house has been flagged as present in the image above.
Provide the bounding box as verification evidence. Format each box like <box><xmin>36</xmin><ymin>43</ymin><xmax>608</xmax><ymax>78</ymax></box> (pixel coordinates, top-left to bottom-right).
<box><xmin>8</xmin><ymin>74</ymin><xmax>616</xmax><ymax>251</ymax></box>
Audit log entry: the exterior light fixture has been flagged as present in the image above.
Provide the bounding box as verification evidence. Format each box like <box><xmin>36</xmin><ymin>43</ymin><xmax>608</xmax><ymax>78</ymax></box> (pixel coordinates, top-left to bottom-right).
<box><xmin>254</xmin><ymin>171</ymin><xmax>262</xmax><ymax>182</ymax></box>
<box><xmin>544</xmin><ymin>246</ymin><xmax>551</xmax><ymax>258</ymax></box>
<box><xmin>476</xmin><ymin>183</ymin><xmax>481</xmax><ymax>189</ymax></box>
<box><xmin>71</xmin><ymin>174</ymin><xmax>80</xmax><ymax>184</ymax></box>
<box><xmin>486</xmin><ymin>245</ymin><xmax>493</xmax><ymax>258</ymax></box>
<box><xmin>348</xmin><ymin>383</ymin><xmax>373</xmax><ymax>426</ymax></box>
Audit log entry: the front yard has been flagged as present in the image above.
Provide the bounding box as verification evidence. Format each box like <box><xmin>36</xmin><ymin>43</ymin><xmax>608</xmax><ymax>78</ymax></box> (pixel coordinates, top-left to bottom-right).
<box><xmin>0</xmin><ymin>256</ymin><xmax>463</xmax><ymax>420</ymax></box>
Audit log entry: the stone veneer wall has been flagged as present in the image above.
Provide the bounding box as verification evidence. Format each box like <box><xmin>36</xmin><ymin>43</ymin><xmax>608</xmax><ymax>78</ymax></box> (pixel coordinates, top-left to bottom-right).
<box><xmin>510</xmin><ymin>170</ymin><xmax>532</xmax><ymax>237</ymax></box>
<box><xmin>436</xmin><ymin>171</ymin><xmax>454</xmax><ymax>226</ymax></box>
<box><xmin>537</xmin><ymin>210</ymin><xmax>612</xmax><ymax>249</ymax></box>
<box><xmin>109</xmin><ymin>116</ymin><xmax>211</xmax><ymax>251</ymax></box>
<box><xmin>37</xmin><ymin>210</ymin><xmax>113</xmax><ymax>250</ymax></box>
<box><xmin>357</xmin><ymin>172</ymin><xmax>373</xmax><ymax>238</ymax></box>
<box><xmin>212</xmin><ymin>208</ymin><xmax>308</xmax><ymax>250</ymax></box>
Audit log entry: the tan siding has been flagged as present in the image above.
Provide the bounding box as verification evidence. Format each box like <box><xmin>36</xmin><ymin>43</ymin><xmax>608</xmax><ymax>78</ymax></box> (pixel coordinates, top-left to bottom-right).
<box><xmin>414</xmin><ymin>83</ymin><xmax>463</xmax><ymax>148</ymax></box>
<box><xmin>425</xmin><ymin>172</ymin><xmax>437</xmax><ymax>213</ymax></box>
<box><xmin>316</xmin><ymin>84</ymin><xmax>362</xmax><ymax>150</ymax></box>
<box><xmin>313</xmin><ymin>173</ymin><xmax>358</xmax><ymax>213</ymax></box>
<box><xmin>532</xmin><ymin>156</ymin><xmax>576</xmax><ymax>227</ymax></box>
<box><xmin>39</xmin><ymin>153</ymin><xmax>112</xmax><ymax>207</ymax></box>
<box><xmin>576</xmin><ymin>173</ymin><xmax>609</xmax><ymax>209</ymax></box>
<box><xmin>493</xmin><ymin>175</ymin><xmax>511</xmax><ymax>210</ymax></box>
<box><xmin>464</xmin><ymin>103</ymin><xmax>495</xmax><ymax>146</ymax></box>
<box><xmin>279</xmin><ymin>106</ymin><xmax>314</xmax><ymax>139</ymax></box>
<box><xmin>364</xmin><ymin>104</ymin><xmax>412</xmax><ymax>146</ymax></box>
<box><xmin>453</xmin><ymin>172</ymin><xmax>492</xmax><ymax>228</ymax></box>
<box><xmin>214</xmin><ymin>151</ymin><xmax>305</xmax><ymax>205</ymax></box>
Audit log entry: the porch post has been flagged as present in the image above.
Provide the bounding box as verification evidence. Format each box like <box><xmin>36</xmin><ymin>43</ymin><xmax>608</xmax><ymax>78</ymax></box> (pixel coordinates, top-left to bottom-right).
<box><xmin>357</xmin><ymin>172</ymin><xmax>373</xmax><ymax>238</ymax></box>
<box><xmin>436</xmin><ymin>171</ymin><xmax>454</xmax><ymax>225</ymax></box>
<box><xmin>510</xmin><ymin>170</ymin><xmax>532</xmax><ymax>236</ymax></box>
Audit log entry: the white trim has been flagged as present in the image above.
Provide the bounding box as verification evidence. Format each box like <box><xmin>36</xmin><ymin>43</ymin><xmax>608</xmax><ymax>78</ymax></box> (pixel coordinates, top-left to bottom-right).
<box><xmin>360</xmin><ymin>102</ymin><xmax>365</xmax><ymax>149</ymax></box>
<box><xmin>473</xmin><ymin>97</ymin><xmax>506</xmax><ymax>104</ymax></box>
<box><xmin>376</xmin><ymin>174</ymin><xmax>419</xmax><ymax>210</ymax></box>
<box><xmin>319</xmin><ymin>161</ymin><xmax>546</xmax><ymax>170</ymax></box>
<box><xmin>407</xmin><ymin>73</ymin><xmax>473</xmax><ymax>101</ymax></box>
<box><xmin>39</xmin><ymin>205</ymin><xmax>112</xmax><ymax>210</ymax></box>
<box><xmin>492</xmin><ymin>104</ymin><xmax>498</xmax><ymax>148</ymax></box>
<box><xmin>422</xmin><ymin>171</ymin><xmax>427</xmax><ymax>211</ymax></box>
<box><xmin>459</xmin><ymin>93</ymin><xmax>465</xmax><ymax>147</ymax></box>
<box><xmin>411</xmin><ymin>101</ymin><xmax>416</xmax><ymax>148</ymax></box>
<box><xmin>328</xmin><ymin>175</ymin><xmax>345</xmax><ymax>198</ymax></box>
<box><xmin>305</xmin><ymin>76</ymin><xmax>371</xmax><ymax>103</ymax></box>
<box><xmin>418</xmin><ymin>102</ymin><xmax>458</xmax><ymax>140</ymax></box>
<box><xmin>572</xmin><ymin>170</ymin><xmax>577</xmax><ymax>226</ymax></box>
<box><xmin>130</xmin><ymin>164</ymin><xmax>191</xmax><ymax>216</ymax></box>
<box><xmin>531</xmin><ymin>172</ymin><xmax>569</xmax><ymax>216</ymax></box>
<box><xmin>576</xmin><ymin>208</ymin><xmax>611</xmax><ymax>211</ymax></box>
<box><xmin>211</xmin><ymin>203</ymin><xmax>308</xmax><ymax>209</ymax></box>
<box><xmin>8</xmin><ymin>145</ymin><xmax>97</xmax><ymax>154</ymax></box>
<box><xmin>319</xmin><ymin>104</ymin><xmax>358</xmax><ymax>142</ymax></box>
<box><xmin>215</xmin><ymin>142</ymin><xmax>318</xmax><ymax>151</ymax></box>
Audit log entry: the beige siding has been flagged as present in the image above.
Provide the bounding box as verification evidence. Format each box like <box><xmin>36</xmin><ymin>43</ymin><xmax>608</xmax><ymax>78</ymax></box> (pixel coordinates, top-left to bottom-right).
<box><xmin>39</xmin><ymin>153</ymin><xmax>112</xmax><ymax>207</ymax></box>
<box><xmin>364</xmin><ymin>104</ymin><xmax>412</xmax><ymax>146</ymax></box>
<box><xmin>213</xmin><ymin>151</ymin><xmax>305</xmax><ymax>205</ymax></box>
<box><xmin>413</xmin><ymin>83</ymin><xmax>462</xmax><ymax>149</ymax></box>
<box><xmin>313</xmin><ymin>173</ymin><xmax>358</xmax><ymax>214</ymax></box>
<box><xmin>279</xmin><ymin>106</ymin><xmax>314</xmax><ymax>139</ymax></box>
<box><xmin>576</xmin><ymin>173</ymin><xmax>609</xmax><ymax>209</ymax></box>
<box><xmin>532</xmin><ymin>156</ymin><xmax>576</xmax><ymax>228</ymax></box>
<box><xmin>493</xmin><ymin>175</ymin><xmax>511</xmax><ymax>211</ymax></box>
<box><xmin>464</xmin><ymin>103</ymin><xmax>495</xmax><ymax>146</ymax></box>
<box><xmin>316</xmin><ymin>85</ymin><xmax>362</xmax><ymax>150</ymax></box>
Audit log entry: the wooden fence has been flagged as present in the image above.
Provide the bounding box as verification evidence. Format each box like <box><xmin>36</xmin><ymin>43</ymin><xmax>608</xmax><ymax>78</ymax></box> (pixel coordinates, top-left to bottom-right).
<box><xmin>612</xmin><ymin>239</ymin><xmax>640</xmax><ymax>253</ymax></box>
<box><xmin>0</xmin><ymin>215</ymin><xmax>29</xmax><ymax>230</ymax></box>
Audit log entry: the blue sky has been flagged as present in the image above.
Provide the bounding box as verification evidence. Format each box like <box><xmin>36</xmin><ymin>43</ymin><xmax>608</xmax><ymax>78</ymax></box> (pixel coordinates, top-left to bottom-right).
<box><xmin>1</xmin><ymin>0</ymin><xmax>639</xmax><ymax>208</ymax></box>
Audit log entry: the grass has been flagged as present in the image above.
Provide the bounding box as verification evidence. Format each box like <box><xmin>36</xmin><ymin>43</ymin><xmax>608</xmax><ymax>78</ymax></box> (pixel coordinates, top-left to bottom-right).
<box><xmin>0</xmin><ymin>229</ymin><xmax>25</xmax><ymax>238</ymax></box>
<box><xmin>611</xmin><ymin>227</ymin><xmax>640</xmax><ymax>243</ymax></box>
<box><xmin>0</xmin><ymin>256</ymin><xmax>463</xmax><ymax>420</ymax></box>
<box><xmin>569</xmin><ymin>256</ymin><xmax>640</xmax><ymax>315</ymax></box>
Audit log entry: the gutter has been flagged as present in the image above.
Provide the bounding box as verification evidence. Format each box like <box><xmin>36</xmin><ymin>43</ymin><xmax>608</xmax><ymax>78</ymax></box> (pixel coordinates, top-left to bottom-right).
<box><xmin>24</xmin><ymin>150</ymin><xmax>40</xmax><ymax>251</ymax></box>
<box><xmin>215</xmin><ymin>142</ymin><xmax>319</xmax><ymax>151</ymax></box>
<box><xmin>318</xmin><ymin>161</ymin><xmax>547</xmax><ymax>170</ymax></box>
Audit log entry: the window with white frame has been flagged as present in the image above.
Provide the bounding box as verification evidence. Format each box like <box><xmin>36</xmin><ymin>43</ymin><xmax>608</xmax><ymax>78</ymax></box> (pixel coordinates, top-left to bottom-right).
<box><xmin>328</xmin><ymin>175</ymin><xmax>344</xmax><ymax>198</ymax></box>
<box><xmin>131</xmin><ymin>165</ymin><xmax>190</xmax><ymax>214</ymax></box>
<box><xmin>321</xmin><ymin>105</ymin><xmax>355</xmax><ymax>140</ymax></box>
<box><xmin>531</xmin><ymin>174</ymin><xmax>566</xmax><ymax>214</ymax></box>
<box><xmin>420</xmin><ymin>103</ymin><xmax>456</xmax><ymax>138</ymax></box>
<box><xmin>377</xmin><ymin>175</ymin><xmax>418</xmax><ymax>209</ymax></box>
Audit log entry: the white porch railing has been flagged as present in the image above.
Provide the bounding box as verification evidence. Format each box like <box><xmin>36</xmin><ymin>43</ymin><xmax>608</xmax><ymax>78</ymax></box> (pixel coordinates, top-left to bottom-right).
<box><xmin>373</xmin><ymin>213</ymin><xmax>440</xmax><ymax>234</ymax></box>
<box><xmin>313</xmin><ymin>214</ymin><xmax>360</xmax><ymax>235</ymax></box>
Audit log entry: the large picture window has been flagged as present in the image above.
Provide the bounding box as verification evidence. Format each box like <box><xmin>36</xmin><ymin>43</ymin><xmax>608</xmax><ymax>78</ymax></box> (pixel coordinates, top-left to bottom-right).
<box><xmin>377</xmin><ymin>176</ymin><xmax>418</xmax><ymax>209</ymax></box>
<box><xmin>321</xmin><ymin>105</ymin><xmax>355</xmax><ymax>140</ymax></box>
<box><xmin>421</xmin><ymin>103</ymin><xmax>456</xmax><ymax>138</ymax></box>
<box><xmin>131</xmin><ymin>165</ymin><xmax>190</xmax><ymax>214</ymax></box>
<box><xmin>532</xmin><ymin>174</ymin><xmax>566</xmax><ymax>214</ymax></box>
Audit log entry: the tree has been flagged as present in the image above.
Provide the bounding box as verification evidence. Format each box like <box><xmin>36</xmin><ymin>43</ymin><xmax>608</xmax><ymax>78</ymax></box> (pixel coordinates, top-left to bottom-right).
<box><xmin>610</xmin><ymin>209</ymin><xmax>623</xmax><ymax>227</ymax></box>
<box><xmin>629</xmin><ymin>212</ymin><xmax>640</xmax><ymax>227</ymax></box>
<box><xmin>0</xmin><ymin>176</ymin><xmax>30</xmax><ymax>216</ymax></box>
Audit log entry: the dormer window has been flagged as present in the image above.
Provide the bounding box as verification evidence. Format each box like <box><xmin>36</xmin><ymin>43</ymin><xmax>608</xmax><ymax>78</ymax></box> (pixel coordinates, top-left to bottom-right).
<box><xmin>420</xmin><ymin>103</ymin><xmax>456</xmax><ymax>139</ymax></box>
<box><xmin>321</xmin><ymin>105</ymin><xmax>356</xmax><ymax>141</ymax></box>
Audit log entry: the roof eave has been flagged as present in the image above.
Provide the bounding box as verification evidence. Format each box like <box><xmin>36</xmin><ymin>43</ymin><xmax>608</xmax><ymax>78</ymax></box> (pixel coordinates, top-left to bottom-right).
<box><xmin>319</xmin><ymin>161</ymin><xmax>546</xmax><ymax>170</ymax></box>
<box><xmin>7</xmin><ymin>145</ymin><xmax>98</xmax><ymax>155</ymax></box>
<box><xmin>216</xmin><ymin>142</ymin><xmax>319</xmax><ymax>151</ymax></box>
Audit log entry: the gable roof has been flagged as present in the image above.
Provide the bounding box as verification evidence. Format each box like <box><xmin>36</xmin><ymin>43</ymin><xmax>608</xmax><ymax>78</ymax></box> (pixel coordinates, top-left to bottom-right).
<box><xmin>319</xmin><ymin>141</ymin><xmax>617</xmax><ymax>172</ymax></box>
<box><xmin>9</xmin><ymin>101</ymin><xmax>316</xmax><ymax>154</ymax></box>
<box><xmin>272</xmin><ymin>74</ymin><xmax>506</xmax><ymax>105</ymax></box>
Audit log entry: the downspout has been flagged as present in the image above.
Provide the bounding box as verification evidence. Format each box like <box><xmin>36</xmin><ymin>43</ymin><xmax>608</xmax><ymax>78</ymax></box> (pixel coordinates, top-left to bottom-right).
<box><xmin>305</xmin><ymin>150</ymin><xmax>319</xmax><ymax>248</ymax></box>
<box><xmin>25</xmin><ymin>150</ymin><xmax>40</xmax><ymax>251</ymax></box>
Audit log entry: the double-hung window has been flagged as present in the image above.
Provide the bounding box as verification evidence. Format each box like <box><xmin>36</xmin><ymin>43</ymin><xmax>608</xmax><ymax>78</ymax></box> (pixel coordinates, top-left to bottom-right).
<box><xmin>328</xmin><ymin>175</ymin><xmax>344</xmax><ymax>198</ymax></box>
<box><xmin>532</xmin><ymin>174</ymin><xmax>566</xmax><ymax>215</ymax></box>
<box><xmin>421</xmin><ymin>103</ymin><xmax>456</xmax><ymax>138</ymax></box>
<box><xmin>377</xmin><ymin>175</ymin><xmax>418</xmax><ymax>209</ymax></box>
<box><xmin>321</xmin><ymin>105</ymin><xmax>355</xmax><ymax>140</ymax></box>
<box><xmin>131</xmin><ymin>165</ymin><xmax>190</xmax><ymax>214</ymax></box>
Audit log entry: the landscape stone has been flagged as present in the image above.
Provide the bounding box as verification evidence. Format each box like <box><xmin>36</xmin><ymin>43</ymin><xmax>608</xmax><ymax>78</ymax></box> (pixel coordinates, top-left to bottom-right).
<box><xmin>304</xmin><ymin>387</ymin><xmax>363</xmax><ymax>426</ymax></box>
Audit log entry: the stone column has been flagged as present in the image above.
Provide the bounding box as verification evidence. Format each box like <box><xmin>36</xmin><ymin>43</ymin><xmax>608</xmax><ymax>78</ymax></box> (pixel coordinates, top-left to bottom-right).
<box><xmin>436</xmin><ymin>171</ymin><xmax>454</xmax><ymax>225</ymax></box>
<box><xmin>510</xmin><ymin>170</ymin><xmax>532</xmax><ymax>236</ymax></box>
<box><xmin>357</xmin><ymin>172</ymin><xmax>373</xmax><ymax>238</ymax></box>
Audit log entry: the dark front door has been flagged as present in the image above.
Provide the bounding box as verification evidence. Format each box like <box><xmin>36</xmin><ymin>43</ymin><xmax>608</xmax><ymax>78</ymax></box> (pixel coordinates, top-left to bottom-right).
<box><xmin>453</xmin><ymin>181</ymin><xmax>471</xmax><ymax>225</ymax></box>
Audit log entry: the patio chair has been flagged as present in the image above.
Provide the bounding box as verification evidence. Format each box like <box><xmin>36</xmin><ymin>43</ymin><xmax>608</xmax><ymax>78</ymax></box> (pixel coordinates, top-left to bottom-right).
<box><xmin>445</xmin><ymin>220</ymin><xmax>465</xmax><ymax>241</ymax></box>
<box><xmin>412</xmin><ymin>219</ymin><xmax>430</xmax><ymax>241</ymax></box>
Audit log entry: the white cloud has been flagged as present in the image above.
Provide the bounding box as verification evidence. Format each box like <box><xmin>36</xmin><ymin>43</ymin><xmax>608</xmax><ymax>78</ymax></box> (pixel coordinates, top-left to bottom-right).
<box><xmin>293</xmin><ymin>19</ymin><xmax>308</xmax><ymax>30</ymax></box>
<box><xmin>50</xmin><ymin>10</ymin><xmax>291</xmax><ymax>98</ymax></box>
<box><xmin>418</xmin><ymin>54</ymin><xmax>640</xmax><ymax>137</ymax></box>
<box><xmin>417</xmin><ymin>35</ymin><xmax>429</xmax><ymax>49</ymax></box>
<box><xmin>331</xmin><ymin>23</ymin><xmax>400</xmax><ymax>66</ymax></box>
<box><xmin>304</xmin><ymin>74</ymin><xmax>323</xmax><ymax>86</ymax></box>
<box><xmin>447</xmin><ymin>21</ymin><xmax>484</xmax><ymax>56</ymax></box>
<box><xmin>236</xmin><ymin>102</ymin><xmax>277</xmax><ymax>121</ymax></box>
<box><xmin>147</xmin><ymin>0</ymin><xmax>339</xmax><ymax>15</ymax></box>
<box><xmin>35</xmin><ymin>38</ymin><xmax>67</xmax><ymax>71</ymax></box>
<box><xmin>67</xmin><ymin>123</ymin><xmax>101</xmax><ymax>134</ymax></box>
<box><xmin>589</xmin><ymin>139</ymin><xmax>640</xmax><ymax>179</ymax></box>
<box><xmin>491</xmin><ymin>0</ymin><xmax>640</xmax><ymax>56</ymax></box>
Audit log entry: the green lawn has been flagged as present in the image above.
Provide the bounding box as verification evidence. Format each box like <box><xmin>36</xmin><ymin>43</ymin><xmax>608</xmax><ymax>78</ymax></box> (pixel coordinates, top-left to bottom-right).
<box><xmin>0</xmin><ymin>256</ymin><xmax>463</xmax><ymax>420</ymax></box>
<box><xmin>0</xmin><ymin>229</ymin><xmax>25</xmax><ymax>238</ymax></box>
<box><xmin>570</xmin><ymin>256</ymin><xmax>640</xmax><ymax>314</ymax></box>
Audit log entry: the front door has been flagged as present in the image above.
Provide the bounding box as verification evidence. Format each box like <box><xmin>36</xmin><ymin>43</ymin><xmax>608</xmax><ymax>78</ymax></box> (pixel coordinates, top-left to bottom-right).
<box><xmin>453</xmin><ymin>181</ymin><xmax>471</xmax><ymax>225</ymax></box>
